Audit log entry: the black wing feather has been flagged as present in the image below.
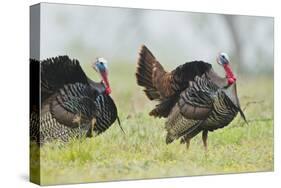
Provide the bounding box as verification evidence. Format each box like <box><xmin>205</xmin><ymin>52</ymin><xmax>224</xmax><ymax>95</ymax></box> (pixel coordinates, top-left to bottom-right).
<box><xmin>51</xmin><ymin>83</ymin><xmax>99</xmax><ymax>128</ymax></box>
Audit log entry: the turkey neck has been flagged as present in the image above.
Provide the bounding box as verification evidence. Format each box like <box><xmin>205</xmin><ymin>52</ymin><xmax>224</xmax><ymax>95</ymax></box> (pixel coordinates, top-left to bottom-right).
<box><xmin>223</xmin><ymin>64</ymin><xmax>236</xmax><ymax>85</ymax></box>
<box><xmin>101</xmin><ymin>71</ymin><xmax>111</xmax><ymax>95</ymax></box>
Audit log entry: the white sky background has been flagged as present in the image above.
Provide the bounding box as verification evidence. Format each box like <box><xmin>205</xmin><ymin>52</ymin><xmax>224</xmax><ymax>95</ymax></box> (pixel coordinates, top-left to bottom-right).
<box><xmin>40</xmin><ymin>3</ymin><xmax>273</xmax><ymax>74</ymax></box>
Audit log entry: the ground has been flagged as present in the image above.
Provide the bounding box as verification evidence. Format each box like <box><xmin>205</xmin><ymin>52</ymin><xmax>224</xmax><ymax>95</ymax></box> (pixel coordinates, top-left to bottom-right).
<box><xmin>30</xmin><ymin>63</ymin><xmax>273</xmax><ymax>185</ymax></box>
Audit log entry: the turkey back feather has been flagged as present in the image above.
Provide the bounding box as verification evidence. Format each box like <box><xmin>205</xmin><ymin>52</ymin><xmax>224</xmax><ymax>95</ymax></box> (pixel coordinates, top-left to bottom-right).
<box><xmin>171</xmin><ymin>61</ymin><xmax>213</xmax><ymax>93</ymax></box>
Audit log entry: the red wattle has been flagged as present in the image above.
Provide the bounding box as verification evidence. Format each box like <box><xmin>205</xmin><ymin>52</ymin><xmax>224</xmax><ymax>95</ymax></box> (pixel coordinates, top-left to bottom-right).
<box><xmin>227</xmin><ymin>77</ymin><xmax>236</xmax><ymax>85</ymax></box>
<box><xmin>105</xmin><ymin>87</ymin><xmax>112</xmax><ymax>95</ymax></box>
<box><xmin>223</xmin><ymin>64</ymin><xmax>236</xmax><ymax>85</ymax></box>
<box><xmin>101</xmin><ymin>71</ymin><xmax>111</xmax><ymax>95</ymax></box>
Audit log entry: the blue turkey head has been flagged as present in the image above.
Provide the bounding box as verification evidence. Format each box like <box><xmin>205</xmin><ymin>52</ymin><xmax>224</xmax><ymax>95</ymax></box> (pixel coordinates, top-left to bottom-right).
<box><xmin>217</xmin><ymin>52</ymin><xmax>230</xmax><ymax>65</ymax></box>
<box><xmin>93</xmin><ymin>57</ymin><xmax>111</xmax><ymax>94</ymax></box>
<box><xmin>216</xmin><ymin>52</ymin><xmax>236</xmax><ymax>86</ymax></box>
<box><xmin>94</xmin><ymin>57</ymin><xmax>108</xmax><ymax>73</ymax></box>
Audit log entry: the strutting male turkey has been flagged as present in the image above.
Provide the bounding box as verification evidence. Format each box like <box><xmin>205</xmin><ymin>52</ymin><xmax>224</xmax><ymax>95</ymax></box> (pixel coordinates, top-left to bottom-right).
<box><xmin>30</xmin><ymin>56</ymin><xmax>123</xmax><ymax>144</ymax></box>
<box><xmin>136</xmin><ymin>45</ymin><xmax>246</xmax><ymax>150</ymax></box>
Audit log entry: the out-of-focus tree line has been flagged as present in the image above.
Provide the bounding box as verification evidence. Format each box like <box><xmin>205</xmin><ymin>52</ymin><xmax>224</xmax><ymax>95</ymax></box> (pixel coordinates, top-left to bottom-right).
<box><xmin>40</xmin><ymin>3</ymin><xmax>274</xmax><ymax>75</ymax></box>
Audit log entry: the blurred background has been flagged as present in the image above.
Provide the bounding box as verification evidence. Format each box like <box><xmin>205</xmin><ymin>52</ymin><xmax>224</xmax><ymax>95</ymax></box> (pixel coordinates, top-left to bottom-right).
<box><xmin>40</xmin><ymin>3</ymin><xmax>274</xmax><ymax>76</ymax></box>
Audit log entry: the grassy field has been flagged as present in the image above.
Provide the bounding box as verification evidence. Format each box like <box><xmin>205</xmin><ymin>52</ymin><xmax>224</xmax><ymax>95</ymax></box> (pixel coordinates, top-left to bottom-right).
<box><xmin>30</xmin><ymin>62</ymin><xmax>274</xmax><ymax>185</ymax></box>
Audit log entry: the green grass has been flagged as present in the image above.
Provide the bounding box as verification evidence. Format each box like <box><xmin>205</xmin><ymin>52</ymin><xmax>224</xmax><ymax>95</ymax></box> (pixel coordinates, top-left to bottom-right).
<box><xmin>30</xmin><ymin>63</ymin><xmax>274</xmax><ymax>185</ymax></box>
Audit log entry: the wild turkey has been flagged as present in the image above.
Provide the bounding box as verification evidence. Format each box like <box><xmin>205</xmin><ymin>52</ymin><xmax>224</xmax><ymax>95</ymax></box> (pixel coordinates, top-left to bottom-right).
<box><xmin>30</xmin><ymin>56</ymin><xmax>123</xmax><ymax>144</ymax></box>
<box><xmin>136</xmin><ymin>45</ymin><xmax>246</xmax><ymax>150</ymax></box>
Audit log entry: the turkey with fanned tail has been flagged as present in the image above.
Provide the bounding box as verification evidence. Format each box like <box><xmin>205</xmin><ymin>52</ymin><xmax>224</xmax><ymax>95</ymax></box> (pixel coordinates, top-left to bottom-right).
<box><xmin>30</xmin><ymin>56</ymin><xmax>124</xmax><ymax>145</ymax></box>
<box><xmin>136</xmin><ymin>45</ymin><xmax>246</xmax><ymax>150</ymax></box>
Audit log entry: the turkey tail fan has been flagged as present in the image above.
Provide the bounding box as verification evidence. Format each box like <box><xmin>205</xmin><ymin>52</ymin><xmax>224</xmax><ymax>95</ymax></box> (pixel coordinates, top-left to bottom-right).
<box><xmin>41</xmin><ymin>56</ymin><xmax>89</xmax><ymax>101</ymax></box>
<box><xmin>136</xmin><ymin>45</ymin><xmax>161</xmax><ymax>100</ymax></box>
<box><xmin>116</xmin><ymin>115</ymin><xmax>125</xmax><ymax>134</ymax></box>
<box><xmin>30</xmin><ymin>58</ymin><xmax>40</xmax><ymax>64</ymax></box>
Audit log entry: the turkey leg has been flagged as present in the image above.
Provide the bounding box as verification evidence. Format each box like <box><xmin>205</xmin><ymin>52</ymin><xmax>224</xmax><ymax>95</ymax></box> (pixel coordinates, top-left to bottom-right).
<box><xmin>90</xmin><ymin>118</ymin><xmax>96</xmax><ymax>137</ymax></box>
<box><xmin>202</xmin><ymin>130</ymin><xmax>208</xmax><ymax>151</ymax></box>
<box><xmin>180</xmin><ymin>136</ymin><xmax>191</xmax><ymax>150</ymax></box>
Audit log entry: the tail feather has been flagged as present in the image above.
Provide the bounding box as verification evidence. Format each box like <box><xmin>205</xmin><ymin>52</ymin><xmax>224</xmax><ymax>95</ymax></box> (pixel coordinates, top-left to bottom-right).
<box><xmin>136</xmin><ymin>45</ymin><xmax>178</xmax><ymax>118</ymax></box>
<box><xmin>136</xmin><ymin>73</ymin><xmax>154</xmax><ymax>88</ymax></box>
<box><xmin>136</xmin><ymin>45</ymin><xmax>161</xmax><ymax>100</ymax></box>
